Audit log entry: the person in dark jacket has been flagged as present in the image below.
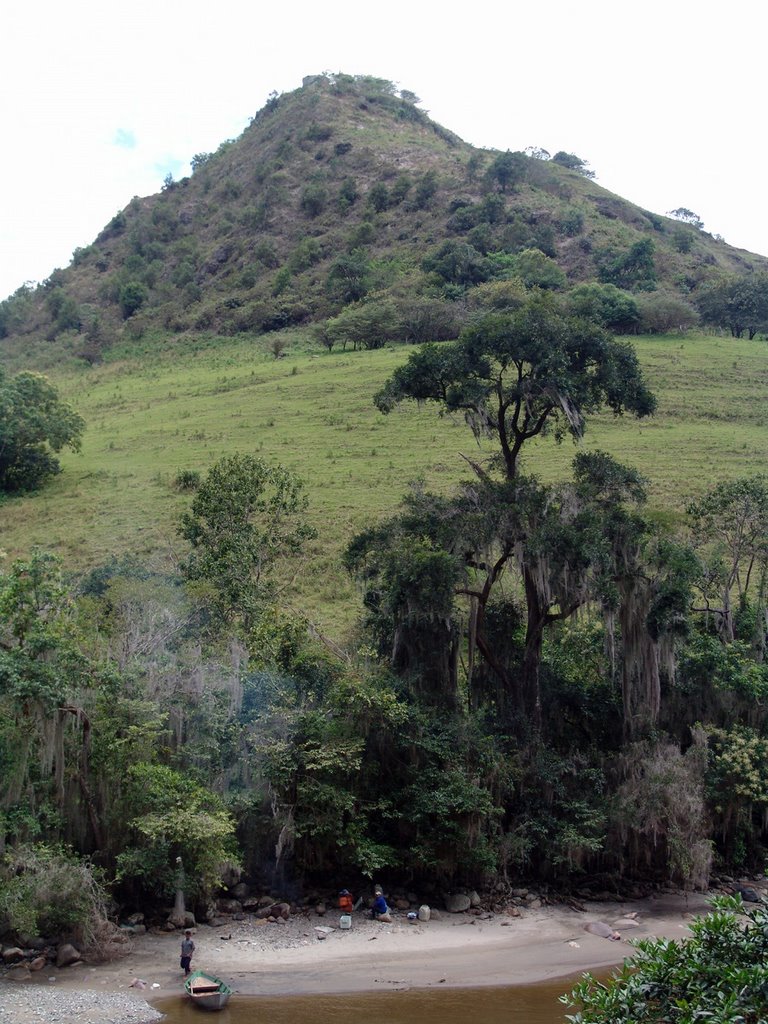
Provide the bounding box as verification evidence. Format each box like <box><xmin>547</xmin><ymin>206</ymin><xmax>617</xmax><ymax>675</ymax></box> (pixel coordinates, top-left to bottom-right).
<box><xmin>371</xmin><ymin>885</ymin><xmax>392</xmax><ymax>922</ymax></box>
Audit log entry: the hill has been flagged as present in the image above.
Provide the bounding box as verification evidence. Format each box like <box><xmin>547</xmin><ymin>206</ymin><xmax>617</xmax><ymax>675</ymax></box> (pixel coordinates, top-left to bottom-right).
<box><xmin>0</xmin><ymin>73</ymin><xmax>765</xmax><ymax>368</ymax></box>
<box><xmin>2</xmin><ymin>329</ymin><xmax>767</xmax><ymax>638</ymax></box>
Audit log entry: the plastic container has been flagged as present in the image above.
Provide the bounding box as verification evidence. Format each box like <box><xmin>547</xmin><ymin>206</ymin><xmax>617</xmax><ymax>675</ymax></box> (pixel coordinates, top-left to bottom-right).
<box><xmin>339</xmin><ymin>914</ymin><xmax>352</xmax><ymax>929</ymax></box>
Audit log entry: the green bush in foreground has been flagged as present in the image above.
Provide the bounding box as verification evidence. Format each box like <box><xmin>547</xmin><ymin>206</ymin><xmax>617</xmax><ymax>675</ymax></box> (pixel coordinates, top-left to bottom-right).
<box><xmin>0</xmin><ymin>844</ymin><xmax>108</xmax><ymax>946</ymax></box>
<box><xmin>563</xmin><ymin>895</ymin><xmax>768</xmax><ymax>1023</ymax></box>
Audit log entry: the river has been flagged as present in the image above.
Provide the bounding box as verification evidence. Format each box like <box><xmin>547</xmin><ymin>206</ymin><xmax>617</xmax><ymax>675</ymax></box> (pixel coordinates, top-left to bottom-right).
<box><xmin>152</xmin><ymin>977</ymin><xmax>576</xmax><ymax>1023</ymax></box>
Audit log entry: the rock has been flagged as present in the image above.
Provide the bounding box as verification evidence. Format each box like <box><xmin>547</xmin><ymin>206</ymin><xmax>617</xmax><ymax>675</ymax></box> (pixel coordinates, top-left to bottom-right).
<box><xmin>258</xmin><ymin>895</ymin><xmax>275</xmax><ymax>907</ymax></box>
<box><xmin>216</xmin><ymin>898</ymin><xmax>243</xmax><ymax>914</ymax></box>
<box><xmin>56</xmin><ymin>943</ymin><xmax>82</xmax><ymax>967</ymax></box>
<box><xmin>394</xmin><ymin>899</ymin><xmax>410</xmax><ymax>910</ymax></box>
<box><xmin>407</xmin><ymin>892</ymin><xmax>418</xmax><ymax>904</ymax></box>
<box><xmin>613</xmin><ymin>918</ymin><xmax>641</xmax><ymax>929</ymax></box>
<box><xmin>505</xmin><ymin>906</ymin><xmax>521</xmax><ymax>917</ymax></box>
<box><xmin>510</xmin><ymin>888</ymin><xmax>528</xmax><ymax>899</ymax></box>
<box><xmin>735</xmin><ymin>885</ymin><xmax>762</xmax><ymax>903</ymax></box>
<box><xmin>418</xmin><ymin>905</ymin><xmax>431</xmax><ymax>922</ymax></box>
<box><xmin>468</xmin><ymin>890</ymin><xmax>481</xmax><ymax>908</ymax></box>
<box><xmin>445</xmin><ymin>893</ymin><xmax>471</xmax><ymax>914</ymax></box>
<box><xmin>29</xmin><ymin>957</ymin><xmax>47</xmax><ymax>972</ymax></box>
<box><xmin>125</xmin><ymin>913</ymin><xmax>145</xmax><ymax>926</ymax></box>
<box><xmin>527</xmin><ymin>898</ymin><xmax>542</xmax><ymax>909</ymax></box>
<box><xmin>231</xmin><ymin>882</ymin><xmax>250</xmax><ymax>900</ymax></box>
<box><xmin>7</xmin><ymin>963</ymin><xmax>31</xmax><ymax>980</ymax></box>
<box><xmin>270</xmin><ymin>902</ymin><xmax>290</xmax><ymax>920</ymax></box>
<box><xmin>315</xmin><ymin>903</ymin><xmax>327</xmax><ymax>916</ymax></box>
<box><xmin>2</xmin><ymin>947</ymin><xmax>24</xmax><ymax>963</ymax></box>
<box><xmin>429</xmin><ymin>908</ymin><xmax>442</xmax><ymax>921</ymax></box>
<box><xmin>584</xmin><ymin>921</ymin><xmax>621</xmax><ymax>940</ymax></box>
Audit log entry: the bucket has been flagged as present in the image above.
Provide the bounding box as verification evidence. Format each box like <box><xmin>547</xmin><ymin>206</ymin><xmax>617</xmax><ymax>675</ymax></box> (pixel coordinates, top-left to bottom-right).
<box><xmin>339</xmin><ymin>914</ymin><xmax>352</xmax><ymax>929</ymax></box>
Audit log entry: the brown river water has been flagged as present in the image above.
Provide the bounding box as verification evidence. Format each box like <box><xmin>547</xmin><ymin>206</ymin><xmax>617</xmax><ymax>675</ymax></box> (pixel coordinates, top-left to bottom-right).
<box><xmin>152</xmin><ymin>978</ymin><xmax>575</xmax><ymax>1023</ymax></box>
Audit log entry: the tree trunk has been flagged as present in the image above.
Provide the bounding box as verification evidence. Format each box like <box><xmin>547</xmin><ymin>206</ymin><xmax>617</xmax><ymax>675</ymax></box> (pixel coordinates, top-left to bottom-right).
<box><xmin>169</xmin><ymin>857</ymin><xmax>187</xmax><ymax>928</ymax></box>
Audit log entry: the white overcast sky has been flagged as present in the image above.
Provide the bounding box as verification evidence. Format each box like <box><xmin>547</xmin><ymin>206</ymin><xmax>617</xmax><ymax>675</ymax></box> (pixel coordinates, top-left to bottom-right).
<box><xmin>1</xmin><ymin>0</ymin><xmax>765</xmax><ymax>301</ymax></box>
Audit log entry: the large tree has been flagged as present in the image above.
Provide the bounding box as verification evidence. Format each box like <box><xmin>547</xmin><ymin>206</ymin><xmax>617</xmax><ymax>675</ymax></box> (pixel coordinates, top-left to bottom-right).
<box><xmin>178</xmin><ymin>454</ymin><xmax>316</xmax><ymax>631</ymax></box>
<box><xmin>368</xmin><ymin>296</ymin><xmax>658</xmax><ymax>726</ymax></box>
<box><xmin>696</xmin><ymin>273</ymin><xmax>768</xmax><ymax>339</ymax></box>
<box><xmin>0</xmin><ymin>369</ymin><xmax>84</xmax><ymax>492</ymax></box>
<box><xmin>375</xmin><ymin>295</ymin><xmax>655</xmax><ymax>481</ymax></box>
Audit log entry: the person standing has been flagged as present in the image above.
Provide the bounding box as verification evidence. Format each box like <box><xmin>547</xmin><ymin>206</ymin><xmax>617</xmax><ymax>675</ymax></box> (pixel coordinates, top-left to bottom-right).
<box><xmin>180</xmin><ymin>930</ymin><xmax>195</xmax><ymax>976</ymax></box>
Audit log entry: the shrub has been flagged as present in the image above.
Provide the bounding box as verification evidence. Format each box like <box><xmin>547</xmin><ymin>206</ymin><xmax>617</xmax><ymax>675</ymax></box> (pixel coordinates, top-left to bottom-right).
<box><xmin>119</xmin><ymin>281</ymin><xmax>149</xmax><ymax>318</ymax></box>
<box><xmin>300</xmin><ymin>183</ymin><xmax>327</xmax><ymax>218</ymax></box>
<box><xmin>564</xmin><ymin>896</ymin><xmax>768</xmax><ymax>1022</ymax></box>
<box><xmin>174</xmin><ymin>469</ymin><xmax>201</xmax><ymax>491</ymax></box>
<box><xmin>0</xmin><ymin>844</ymin><xmax>109</xmax><ymax>948</ymax></box>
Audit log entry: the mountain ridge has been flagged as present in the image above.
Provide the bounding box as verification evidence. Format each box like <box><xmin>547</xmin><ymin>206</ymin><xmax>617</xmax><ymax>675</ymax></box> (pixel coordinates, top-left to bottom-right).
<box><xmin>1</xmin><ymin>72</ymin><xmax>763</xmax><ymax>366</ymax></box>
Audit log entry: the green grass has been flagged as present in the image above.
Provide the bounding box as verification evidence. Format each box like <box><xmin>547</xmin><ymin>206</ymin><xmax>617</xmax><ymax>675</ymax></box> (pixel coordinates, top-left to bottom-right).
<box><xmin>2</xmin><ymin>331</ymin><xmax>767</xmax><ymax>639</ymax></box>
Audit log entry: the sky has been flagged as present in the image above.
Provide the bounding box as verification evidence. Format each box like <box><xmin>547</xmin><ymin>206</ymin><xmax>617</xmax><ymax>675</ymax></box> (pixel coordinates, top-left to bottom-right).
<box><xmin>2</xmin><ymin>0</ymin><xmax>766</xmax><ymax>301</ymax></box>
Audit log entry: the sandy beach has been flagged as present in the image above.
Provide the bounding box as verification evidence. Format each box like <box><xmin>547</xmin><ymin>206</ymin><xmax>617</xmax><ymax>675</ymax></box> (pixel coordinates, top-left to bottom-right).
<box><xmin>0</xmin><ymin>889</ymin><xmax>715</xmax><ymax>1023</ymax></box>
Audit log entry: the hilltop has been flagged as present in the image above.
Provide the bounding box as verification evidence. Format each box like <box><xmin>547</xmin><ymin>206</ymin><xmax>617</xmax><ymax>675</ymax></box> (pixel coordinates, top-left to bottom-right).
<box><xmin>0</xmin><ymin>73</ymin><xmax>764</xmax><ymax>369</ymax></box>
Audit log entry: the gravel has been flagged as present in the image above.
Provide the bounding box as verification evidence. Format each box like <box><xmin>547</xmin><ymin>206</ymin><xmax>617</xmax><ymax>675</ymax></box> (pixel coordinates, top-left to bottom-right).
<box><xmin>0</xmin><ymin>985</ymin><xmax>162</xmax><ymax>1024</ymax></box>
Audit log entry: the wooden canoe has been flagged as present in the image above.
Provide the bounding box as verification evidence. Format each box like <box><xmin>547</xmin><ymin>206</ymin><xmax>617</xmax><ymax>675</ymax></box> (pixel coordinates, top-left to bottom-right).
<box><xmin>184</xmin><ymin>969</ymin><xmax>233</xmax><ymax>1010</ymax></box>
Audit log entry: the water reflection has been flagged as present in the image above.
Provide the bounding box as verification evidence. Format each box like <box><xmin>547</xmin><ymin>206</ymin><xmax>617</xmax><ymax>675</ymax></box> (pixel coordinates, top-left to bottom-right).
<box><xmin>153</xmin><ymin>979</ymin><xmax>572</xmax><ymax>1024</ymax></box>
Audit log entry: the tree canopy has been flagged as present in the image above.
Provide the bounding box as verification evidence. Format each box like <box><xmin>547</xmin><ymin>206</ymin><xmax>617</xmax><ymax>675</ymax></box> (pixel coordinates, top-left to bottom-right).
<box><xmin>179</xmin><ymin>453</ymin><xmax>316</xmax><ymax>630</ymax></box>
<box><xmin>0</xmin><ymin>369</ymin><xmax>84</xmax><ymax>492</ymax></box>
<box><xmin>374</xmin><ymin>294</ymin><xmax>656</xmax><ymax>480</ymax></box>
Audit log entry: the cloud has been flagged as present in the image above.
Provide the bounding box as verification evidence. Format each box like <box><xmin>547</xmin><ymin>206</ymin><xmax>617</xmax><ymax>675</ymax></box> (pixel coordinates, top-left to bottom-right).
<box><xmin>113</xmin><ymin>129</ymin><xmax>137</xmax><ymax>149</ymax></box>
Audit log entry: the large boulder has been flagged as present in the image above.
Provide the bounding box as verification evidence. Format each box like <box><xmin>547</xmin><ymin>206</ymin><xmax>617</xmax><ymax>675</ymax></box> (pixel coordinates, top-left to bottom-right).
<box><xmin>56</xmin><ymin>943</ymin><xmax>82</xmax><ymax>967</ymax></box>
<box><xmin>444</xmin><ymin>893</ymin><xmax>471</xmax><ymax>914</ymax></box>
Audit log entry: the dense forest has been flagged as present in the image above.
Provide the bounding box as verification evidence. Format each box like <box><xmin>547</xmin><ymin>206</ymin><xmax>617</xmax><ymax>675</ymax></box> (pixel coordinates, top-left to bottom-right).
<box><xmin>2</xmin><ymin>75</ymin><xmax>768</xmax><ymax>954</ymax></box>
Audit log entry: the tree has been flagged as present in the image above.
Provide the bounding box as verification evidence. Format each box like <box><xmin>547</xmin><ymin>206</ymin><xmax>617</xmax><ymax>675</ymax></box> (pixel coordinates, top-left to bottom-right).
<box><xmin>552</xmin><ymin>151</ymin><xmax>596</xmax><ymax>178</ymax></box>
<box><xmin>0</xmin><ymin>552</ymin><xmax>100</xmax><ymax>845</ymax></box>
<box><xmin>687</xmin><ymin>476</ymin><xmax>768</xmax><ymax>645</ymax></box>
<box><xmin>696</xmin><ymin>273</ymin><xmax>768</xmax><ymax>339</ymax></box>
<box><xmin>668</xmin><ymin>206</ymin><xmax>704</xmax><ymax>229</ymax></box>
<box><xmin>375</xmin><ymin>294</ymin><xmax>655</xmax><ymax>481</ymax></box>
<box><xmin>422</xmin><ymin>241</ymin><xmax>490</xmax><ymax>288</ymax></box>
<box><xmin>567</xmin><ymin>282</ymin><xmax>640</xmax><ymax>333</ymax></box>
<box><xmin>0</xmin><ymin>369</ymin><xmax>85</xmax><ymax>492</ymax></box>
<box><xmin>486</xmin><ymin>150</ymin><xmax>528</xmax><ymax>192</ymax></box>
<box><xmin>118</xmin><ymin>280</ymin><xmax>149</xmax><ymax>319</ymax></box>
<box><xmin>564</xmin><ymin>896</ymin><xmax>768</xmax><ymax>1023</ymax></box>
<box><xmin>372</xmin><ymin>296</ymin><xmax>657</xmax><ymax>724</ymax></box>
<box><xmin>115</xmin><ymin>763</ymin><xmax>237</xmax><ymax>905</ymax></box>
<box><xmin>179</xmin><ymin>454</ymin><xmax>316</xmax><ymax>631</ymax></box>
<box><xmin>597</xmin><ymin>239</ymin><xmax>657</xmax><ymax>291</ymax></box>
<box><xmin>326</xmin><ymin>249</ymin><xmax>371</xmax><ymax>304</ymax></box>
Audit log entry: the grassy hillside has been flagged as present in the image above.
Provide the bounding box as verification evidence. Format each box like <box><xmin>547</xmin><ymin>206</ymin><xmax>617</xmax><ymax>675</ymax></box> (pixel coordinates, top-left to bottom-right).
<box><xmin>2</xmin><ymin>331</ymin><xmax>767</xmax><ymax>638</ymax></box>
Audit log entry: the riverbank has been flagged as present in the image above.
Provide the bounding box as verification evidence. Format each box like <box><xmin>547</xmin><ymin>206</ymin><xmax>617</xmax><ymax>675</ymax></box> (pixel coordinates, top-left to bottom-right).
<box><xmin>0</xmin><ymin>890</ymin><xmax>715</xmax><ymax>1024</ymax></box>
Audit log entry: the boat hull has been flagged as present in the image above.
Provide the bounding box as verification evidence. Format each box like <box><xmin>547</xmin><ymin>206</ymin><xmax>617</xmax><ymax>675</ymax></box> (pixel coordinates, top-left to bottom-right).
<box><xmin>184</xmin><ymin>970</ymin><xmax>232</xmax><ymax>1011</ymax></box>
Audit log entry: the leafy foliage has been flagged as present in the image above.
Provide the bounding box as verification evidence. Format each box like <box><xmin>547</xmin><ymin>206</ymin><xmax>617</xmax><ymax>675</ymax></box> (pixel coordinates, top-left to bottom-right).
<box><xmin>0</xmin><ymin>369</ymin><xmax>84</xmax><ymax>491</ymax></box>
<box><xmin>564</xmin><ymin>896</ymin><xmax>768</xmax><ymax>1023</ymax></box>
<box><xmin>0</xmin><ymin>844</ymin><xmax>109</xmax><ymax>947</ymax></box>
<box><xmin>179</xmin><ymin>454</ymin><xmax>316</xmax><ymax>630</ymax></box>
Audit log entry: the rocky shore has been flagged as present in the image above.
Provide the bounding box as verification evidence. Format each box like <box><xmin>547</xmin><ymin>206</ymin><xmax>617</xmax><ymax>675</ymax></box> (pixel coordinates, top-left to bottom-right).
<box><xmin>0</xmin><ymin>986</ymin><xmax>162</xmax><ymax>1024</ymax></box>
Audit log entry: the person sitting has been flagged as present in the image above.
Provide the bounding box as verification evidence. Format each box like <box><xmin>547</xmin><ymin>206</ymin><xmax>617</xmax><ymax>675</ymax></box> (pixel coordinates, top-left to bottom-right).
<box><xmin>371</xmin><ymin>885</ymin><xmax>392</xmax><ymax>923</ymax></box>
<box><xmin>338</xmin><ymin>889</ymin><xmax>353</xmax><ymax>912</ymax></box>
